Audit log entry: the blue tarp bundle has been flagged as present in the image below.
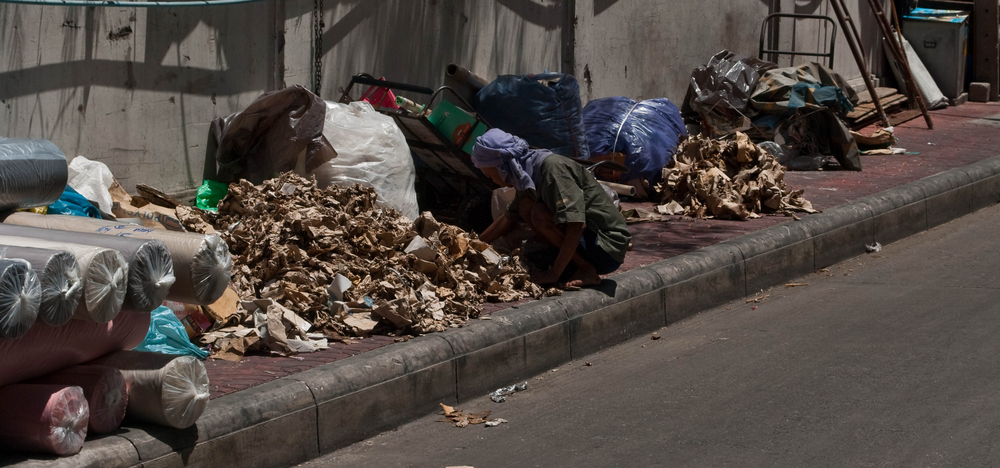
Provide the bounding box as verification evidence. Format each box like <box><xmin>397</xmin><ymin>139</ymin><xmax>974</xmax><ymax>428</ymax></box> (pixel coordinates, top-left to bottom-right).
<box><xmin>582</xmin><ymin>97</ymin><xmax>686</xmax><ymax>185</ymax></box>
<box><xmin>474</xmin><ymin>73</ymin><xmax>590</xmax><ymax>160</ymax></box>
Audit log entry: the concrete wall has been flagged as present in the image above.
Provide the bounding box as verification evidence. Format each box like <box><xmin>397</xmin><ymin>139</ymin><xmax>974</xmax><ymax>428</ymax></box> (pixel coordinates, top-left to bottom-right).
<box><xmin>0</xmin><ymin>0</ymin><xmax>890</xmax><ymax>194</ymax></box>
<box><xmin>0</xmin><ymin>2</ymin><xmax>281</xmax><ymax>193</ymax></box>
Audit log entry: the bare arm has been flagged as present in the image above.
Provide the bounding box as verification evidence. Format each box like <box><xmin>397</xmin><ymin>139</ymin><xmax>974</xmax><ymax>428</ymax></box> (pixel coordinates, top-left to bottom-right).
<box><xmin>479</xmin><ymin>213</ymin><xmax>517</xmax><ymax>244</ymax></box>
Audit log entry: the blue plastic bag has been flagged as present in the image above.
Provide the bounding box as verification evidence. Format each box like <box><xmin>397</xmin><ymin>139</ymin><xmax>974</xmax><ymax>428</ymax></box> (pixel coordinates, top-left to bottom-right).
<box><xmin>134</xmin><ymin>306</ymin><xmax>209</xmax><ymax>359</ymax></box>
<box><xmin>46</xmin><ymin>186</ymin><xmax>102</xmax><ymax>218</ymax></box>
<box><xmin>474</xmin><ymin>73</ymin><xmax>590</xmax><ymax>160</ymax></box>
<box><xmin>582</xmin><ymin>97</ymin><xmax>686</xmax><ymax>185</ymax></box>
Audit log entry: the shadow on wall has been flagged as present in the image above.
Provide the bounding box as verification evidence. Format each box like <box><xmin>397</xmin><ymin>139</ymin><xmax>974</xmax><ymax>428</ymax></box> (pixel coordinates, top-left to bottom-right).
<box><xmin>0</xmin><ymin>2</ymin><xmax>274</xmax><ymax>100</ymax></box>
<box><xmin>314</xmin><ymin>0</ymin><xmax>565</xmax><ymax>98</ymax></box>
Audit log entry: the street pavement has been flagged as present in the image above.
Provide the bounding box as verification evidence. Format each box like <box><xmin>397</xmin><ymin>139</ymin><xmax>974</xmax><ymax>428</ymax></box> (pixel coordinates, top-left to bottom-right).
<box><xmin>299</xmin><ymin>203</ymin><xmax>1000</xmax><ymax>468</ymax></box>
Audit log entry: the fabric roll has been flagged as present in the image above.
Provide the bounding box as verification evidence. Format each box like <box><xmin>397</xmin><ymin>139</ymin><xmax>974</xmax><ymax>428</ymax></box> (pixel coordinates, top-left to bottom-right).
<box><xmin>0</xmin><ymin>384</ymin><xmax>89</xmax><ymax>456</ymax></box>
<box><xmin>0</xmin><ymin>138</ymin><xmax>69</xmax><ymax>212</ymax></box>
<box><xmin>90</xmin><ymin>350</ymin><xmax>209</xmax><ymax>429</ymax></box>
<box><xmin>0</xmin><ymin>236</ymin><xmax>127</xmax><ymax>323</ymax></box>
<box><xmin>28</xmin><ymin>365</ymin><xmax>128</xmax><ymax>434</ymax></box>
<box><xmin>0</xmin><ymin>224</ymin><xmax>175</xmax><ymax>313</ymax></box>
<box><xmin>0</xmin><ymin>259</ymin><xmax>41</xmax><ymax>340</ymax></box>
<box><xmin>4</xmin><ymin>213</ymin><xmax>231</xmax><ymax>305</ymax></box>
<box><xmin>0</xmin><ymin>308</ymin><xmax>150</xmax><ymax>388</ymax></box>
<box><xmin>0</xmin><ymin>245</ymin><xmax>82</xmax><ymax>327</ymax></box>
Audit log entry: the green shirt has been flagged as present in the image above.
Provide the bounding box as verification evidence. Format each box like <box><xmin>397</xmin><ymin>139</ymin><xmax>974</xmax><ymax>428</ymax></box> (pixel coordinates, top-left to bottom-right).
<box><xmin>507</xmin><ymin>154</ymin><xmax>631</xmax><ymax>263</ymax></box>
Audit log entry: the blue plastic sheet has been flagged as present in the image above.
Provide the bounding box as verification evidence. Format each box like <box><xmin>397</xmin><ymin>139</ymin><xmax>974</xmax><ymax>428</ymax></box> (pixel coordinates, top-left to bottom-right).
<box><xmin>474</xmin><ymin>73</ymin><xmax>590</xmax><ymax>160</ymax></box>
<box><xmin>582</xmin><ymin>97</ymin><xmax>686</xmax><ymax>185</ymax></box>
<box><xmin>46</xmin><ymin>186</ymin><xmax>102</xmax><ymax>218</ymax></box>
<box><xmin>134</xmin><ymin>306</ymin><xmax>209</xmax><ymax>359</ymax></box>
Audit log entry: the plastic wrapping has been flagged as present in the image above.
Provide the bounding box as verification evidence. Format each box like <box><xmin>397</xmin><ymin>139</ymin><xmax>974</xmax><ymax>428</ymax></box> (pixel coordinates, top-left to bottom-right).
<box><xmin>4</xmin><ymin>213</ymin><xmax>230</xmax><ymax>305</ymax></box>
<box><xmin>0</xmin><ymin>223</ymin><xmax>175</xmax><ymax>313</ymax></box>
<box><xmin>91</xmin><ymin>351</ymin><xmax>210</xmax><ymax>429</ymax></box>
<box><xmin>0</xmin><ymin>307</ymin><xmax>150</xmax><ymax>388</ymax></box>
<box><xmin>0</xmin><ymin>138</ymin><xmax>69</xmax><ymax>212</ymax></box>
<box><xmin>0</xmin><ymin>245</ymin><xmax>82</xmax><ymax>327</ymax></box>
<box><xmin>687</xmin><ymin>50</ymin><xmax>777</xmax><ymax>120</ymax></box>
<box><xmin>0</xmin><ymin>259</ymin><xmax>41</xmax><ymax>340</ymax></box>
<box><xmin>582</xmin><ymin>97</ymin><xmax>687</xmax><ymax>185</ymax></box>
<box><xmin>474</xmin><ymin>73</ymin><xmax>591</xmax><ymax>159</ymax></box>
<box><xmin>195</xmin><ymin>180</ymin><xmax>229</xmax><ymax>211</ymax></box>
<box><xmin>67</xmin><ymin>155</ymin><xmax>115</xmax><ymax>214</ymax></box>
<box><xmin>46</xmin><ymin>186</ymin><xmax>103</xmax><ymax>219</ymax></box>
<box><xmin>310</xmin><ymin>101</ymin><xmax>420</xmax><ymax>220</ymax></box>
<box><xmin>0</xmin><ymin>384</ymin><xmax>88</xmax><ymax>456</ymax></box>
<box><xmin>27</xmin><ymin>365</ymin><xmax>128</xmax><ymax>434</ymax></box>
<box><xmin>0</xmin><ymin>236</ymin><xmax>127</xmax><ymax>323</ymax></box>
<box><xmin>211</xmin><ymin>85</ymin><xmax>338</xmax><ymax>184</ymax></box>
<box><xmin>135</xmin><ymin>306</ymin><xmax>209</xmax><ymax>358</ymax></box>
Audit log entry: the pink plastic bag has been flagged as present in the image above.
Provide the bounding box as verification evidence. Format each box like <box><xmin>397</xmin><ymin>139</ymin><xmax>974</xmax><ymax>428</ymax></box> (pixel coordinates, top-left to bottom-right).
<box><xmin>360</xmin><ymin>78</ymin><xmax>400</xmax><ymax>110</ymax></box>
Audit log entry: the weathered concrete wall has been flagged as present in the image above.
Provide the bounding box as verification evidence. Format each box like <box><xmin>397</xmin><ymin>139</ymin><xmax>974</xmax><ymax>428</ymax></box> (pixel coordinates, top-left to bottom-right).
<box><xmin>282</xmin><ymin>0</ymin><xmax>565</xmax><ymax>99</ymax></box>
<box><xmin>0</xmin><ymin>0</ymin><xmax>892</xmax><ymax>195</ymax></box>
<box><xmin>0</xmin><ymin>2</ymin><xmax>281</xmax><ymax>193</ymax></box>
<box><xmin>574</xmin><ymin>0</ymin><xmax>890</xmax><ymax>104</ymax></box>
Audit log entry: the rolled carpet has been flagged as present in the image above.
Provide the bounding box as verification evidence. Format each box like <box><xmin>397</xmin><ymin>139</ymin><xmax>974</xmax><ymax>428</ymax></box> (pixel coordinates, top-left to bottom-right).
<box><xmin>0</xmin><ymin>245</ymin><xmax>82</xmax><ymax>327</ymax></box>
<box><xmin>0</xmin><ymin>384</ymin><xmax>89</xmax><ymax>456</ymax></box>
<box><xmin>0</xmin><ymin>236</ymin><xmax>127</xmax><ymax>323</ymax></box>
<box><xmin>0</xmin><ymin>259</ymin><xmax>41</xmax><ymax>340</ymax></box>
<box><xmin>4</xmin><ymin>213</ymin><xmax>232</xmax><ymax>305</ymax></box>
<box><xmin>0</xmin><ymin>138</ymin><xmax>68</xmax><ymax>212</ymax></box>
<box><xmin>0</xmin><ymin>224</ymin><xmax>175</xmax><ymax>313</ymax></box>
<box><xmin>28</xmin><ymin>365</ymin><xmax>129</xmax><ymax>434</ymax></box>
<box><xmin>90</xmin><ymin>350</ymin><xmax>209</xmax><ymax>429</ymax></box>
<box><xmin>0</xmin><ymin>308</ymin><xmax>150</xmax><ymax>388</ymax></box>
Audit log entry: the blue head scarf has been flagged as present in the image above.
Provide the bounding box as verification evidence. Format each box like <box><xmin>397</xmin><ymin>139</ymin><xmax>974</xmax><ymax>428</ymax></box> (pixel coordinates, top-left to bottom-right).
<box><xmin>471</xmin><ymin>129</ymin><xmax>551</xmax><ymax>192</ymax></box>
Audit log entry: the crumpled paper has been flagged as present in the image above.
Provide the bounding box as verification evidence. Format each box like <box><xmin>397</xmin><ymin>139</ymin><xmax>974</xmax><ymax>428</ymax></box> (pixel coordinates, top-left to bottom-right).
<box><xmin>654</xmin><ymin>132</ymin><xmax>817</xmax><ymax>220</ymax></box>
<box><xmin>179</xmin><ymin>172</ymin><xmax>544</xmax><ymax>351</ymax></box>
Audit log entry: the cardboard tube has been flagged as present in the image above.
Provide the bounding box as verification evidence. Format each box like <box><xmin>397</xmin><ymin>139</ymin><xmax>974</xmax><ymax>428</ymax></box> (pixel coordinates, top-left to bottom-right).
<box><xmin>0</xmin><ymin>245</ymin><xmax>82</xmax><ymax>327</ymax></box>
<box><xmin>0</xmin><ymin>384</ymin><xmax>88</xmax><ymax>456</ymax></box>
<box><xmin>600</xmin><ymin>181</ymin><xmax>637</xmax><ymax>197</ymax></box>
<box><xmin>0</xmin><ymin>223</ymin><xmax>175</xmax><ymax>313</ymax></box>
<box><xmin>28</xmin><ymin>365</ymin><xmax>128</xmax><ymax>434</ymax></box>
<box><xmin>4</xmin><ymin>213</ymin><xmax>230</xmax><ymax>305</ymax></box>
<box><xmin>0</xmin><ymin>236</ymin><xmax>127</xmax><ymax>323</ymax></box>
<box><xmin>90</xmin><ymin>351</ymin><xmax>209</xmax><ymax>429</ymax></box>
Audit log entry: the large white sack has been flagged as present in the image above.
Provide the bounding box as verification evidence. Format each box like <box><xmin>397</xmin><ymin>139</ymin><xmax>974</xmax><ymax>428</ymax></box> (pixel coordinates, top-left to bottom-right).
<box><xmin>312</xmin><ymin>101</ymin><xmax>419</xmax><ymax>220</ymax></box>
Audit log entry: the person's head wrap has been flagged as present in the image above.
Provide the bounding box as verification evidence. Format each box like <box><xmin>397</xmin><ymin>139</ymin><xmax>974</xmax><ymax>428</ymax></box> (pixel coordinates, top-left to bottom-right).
<box><xmin>471</xmin><ymin>129</ymin><xmax>551</xmax><ymax>191</ymax></box>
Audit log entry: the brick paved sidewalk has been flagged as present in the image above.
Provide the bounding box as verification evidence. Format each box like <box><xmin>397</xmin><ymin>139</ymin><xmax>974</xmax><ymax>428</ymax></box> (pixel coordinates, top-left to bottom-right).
<box><xmin>205</xmin><ymin>102</ymin><xmax>1000</xmax><ymax>400</ymax></box>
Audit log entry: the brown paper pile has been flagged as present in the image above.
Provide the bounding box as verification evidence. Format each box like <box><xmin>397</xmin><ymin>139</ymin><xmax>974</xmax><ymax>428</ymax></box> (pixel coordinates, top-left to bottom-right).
<box><xmin>654</xmin><ymin>132</ymin><xmax>817</xmax><ymax>220</ymax></box>
<box><xmin>179</xmin><ymin>173</ymin><xmax>543</xmax><ymax>352</ymax></box>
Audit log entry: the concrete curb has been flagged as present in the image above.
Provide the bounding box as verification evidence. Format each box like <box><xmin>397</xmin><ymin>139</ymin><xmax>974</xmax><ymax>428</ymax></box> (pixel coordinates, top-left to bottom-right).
<box><xmin>10</xmin><ymin>156</ymin><xmax>1000</xmax><ymax>468</ymax></box>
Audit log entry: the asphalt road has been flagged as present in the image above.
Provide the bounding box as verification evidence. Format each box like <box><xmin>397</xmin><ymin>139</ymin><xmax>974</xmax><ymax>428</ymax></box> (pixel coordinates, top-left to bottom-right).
<box><xmin>300</xmin><ymin>203</ymin><xmax>1000</xmax><ymax>468</ymax></box>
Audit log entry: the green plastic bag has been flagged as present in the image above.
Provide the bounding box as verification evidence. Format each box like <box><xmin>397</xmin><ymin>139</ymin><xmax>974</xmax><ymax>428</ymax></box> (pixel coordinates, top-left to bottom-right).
<box><xmin>195</xmin><ymin>180</ymin><xmax>228</xmax><ymax>211</ymax></box>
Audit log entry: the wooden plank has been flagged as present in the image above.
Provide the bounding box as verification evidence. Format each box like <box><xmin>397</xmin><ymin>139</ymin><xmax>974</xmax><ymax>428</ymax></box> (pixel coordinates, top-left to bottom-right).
<box><xmin>889</xmin><ymin>109</ymin><xmax>923</xmax><ymax>126</ymax></box>
<box><xmin>974</xmin><ymin>0</ymin><xmax>1000</xmax><ymax>101</ymax></box>
<box><xmin>855</xmin><ymin>87</ymin><xmax>899</xmax><ymax>105</ymax></box>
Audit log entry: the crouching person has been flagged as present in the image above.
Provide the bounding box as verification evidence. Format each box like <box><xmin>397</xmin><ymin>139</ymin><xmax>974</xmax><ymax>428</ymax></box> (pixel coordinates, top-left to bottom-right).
<box><xmin>472</xmin><ymin>129</ymin><xmax>631</xmax><ymax>288</ymax></box>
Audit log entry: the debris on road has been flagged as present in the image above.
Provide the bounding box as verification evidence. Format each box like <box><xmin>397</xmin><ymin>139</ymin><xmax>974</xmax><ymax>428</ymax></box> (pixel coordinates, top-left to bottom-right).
<box><xmin>745</xmin><ymin>294</ymin><xmax>770</xmax><ymax>303</ymax></box>
<box><xmin>484</xmin><ymin>418</ymin><xmax>508</xmax><ymax>427</ymax></box>
<box><xmin>438</xmin><ymin>403</ymin><xmax>500</xmax><ymax>428</ymax></box>
<box><xmin>866</xmin><ymin>242</ymin><xmax>883</xmax><ymax>253</ymax></box>
<box><xmin>651</xmin><ymin>333</ymin><xmax>661</xmax><ymax>340</ymax></box>
<box><xmin>784</xmin><ymin>282</ymin><xmax>810</xmax><ymax>288</ymax></box>
<box><xmin>489</xmin><ymin>382</ymin><xmax>528</xmax><ymax>403</ymax></box>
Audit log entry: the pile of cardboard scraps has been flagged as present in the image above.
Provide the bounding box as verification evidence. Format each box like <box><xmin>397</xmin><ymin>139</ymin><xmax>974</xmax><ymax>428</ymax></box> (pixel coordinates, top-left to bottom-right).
<box><xmin>654</xmin><ymin>132</ymin><xmax>817</xmax><ymax>220</ymax></box>
<box><xmin>179</xmin><ymin>173</ymin><xmax>544</xmax><ymax>351</ymax></box>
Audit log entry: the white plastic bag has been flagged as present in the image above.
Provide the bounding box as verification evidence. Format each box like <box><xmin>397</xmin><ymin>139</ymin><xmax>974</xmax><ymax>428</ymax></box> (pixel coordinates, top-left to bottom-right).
<box><xmin>67</xmin><ymin>156</ymin><xmax>115</xmax><ymax>214</ymax></box>
<box><xmin>312</xmin><ymin>101</ymin><xmax>419</xmax><ymax>220</ymax></box>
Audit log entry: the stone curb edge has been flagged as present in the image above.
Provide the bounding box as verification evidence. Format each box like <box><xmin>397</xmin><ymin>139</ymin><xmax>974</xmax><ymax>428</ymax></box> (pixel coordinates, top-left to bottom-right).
<box><xmin>11</xmin><ymin>156</ymin><xmax>1000</xmax><ymax>468</ymax></box>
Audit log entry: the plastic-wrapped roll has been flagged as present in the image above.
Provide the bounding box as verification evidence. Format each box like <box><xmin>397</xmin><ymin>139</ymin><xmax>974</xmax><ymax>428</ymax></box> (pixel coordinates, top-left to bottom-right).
<box><xmin>0</xmin><ymin>236</ymin><xmax>127</xmax><ymax>323</ymax></box>
<box><xmin>0</xmin><ymin>308</ymin><xmax>150</xmax><ymax>388</ymax></box>
<box><xmin>0</xmin><ymin>138</ymin><xmax>69</xmax><ymax>212</ymax></box>
<box><xmin>0</xmin><ymin>245</ymin><xmax>82</xmax><ymax>327</ymax></box>
<box><xmin>28</xmin><ymin>365</ymin><xmax>128</xmax><ymax>434</ymax></box>
<box><xmin>4</xmin><ymin>213</ymin><xmax>231</xmax><ymax>305</ymax></box>
<box><xmin>0</xmin><ymin>384</ymin><xmax>88</xmax><ymax>456</ymax></box>
<box><xmin>0</xmin><ymin>224</ymin><xmax>175</xmax><ymax>313</ymax></box>
<box><xmin>90</xmin><ymin>351</ymin><xmax>209</xmax><ymax>429</ymax></box>
<box><xmin>0</xmin><ymin>259</ymin><xmax>41</xmax><ymax>340</ymax></box>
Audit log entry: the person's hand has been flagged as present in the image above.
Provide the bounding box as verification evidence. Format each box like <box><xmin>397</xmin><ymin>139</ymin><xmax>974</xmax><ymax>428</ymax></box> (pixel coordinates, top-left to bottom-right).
<box><xmin>530</xmin><ymin>269</ymin><xmax>562</xmax><ymax>286</ymax></box>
